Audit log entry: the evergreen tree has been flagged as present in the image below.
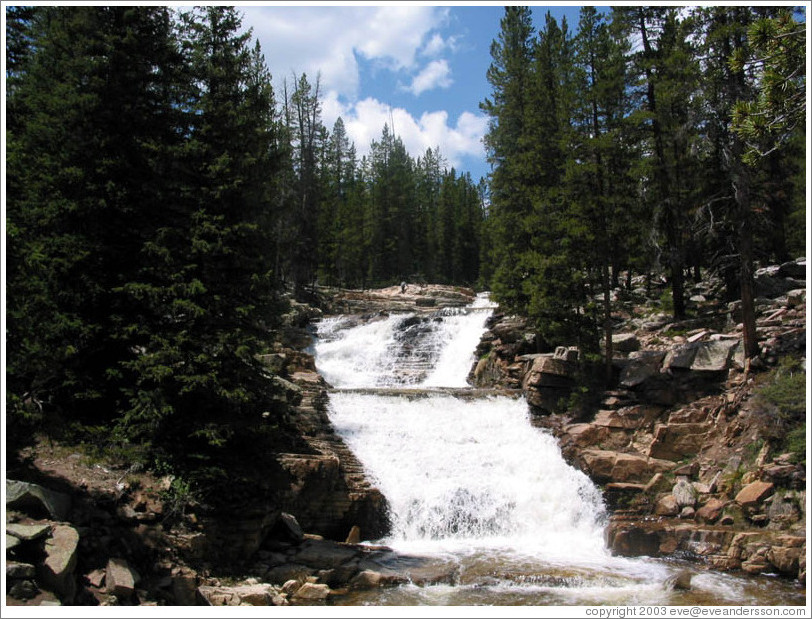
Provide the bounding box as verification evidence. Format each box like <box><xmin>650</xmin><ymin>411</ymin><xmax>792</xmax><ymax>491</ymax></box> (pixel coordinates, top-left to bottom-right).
<box><xmin>481</xmin><ymin>6</ymin><xmax>536</xmax><ymax>313</ymax></box>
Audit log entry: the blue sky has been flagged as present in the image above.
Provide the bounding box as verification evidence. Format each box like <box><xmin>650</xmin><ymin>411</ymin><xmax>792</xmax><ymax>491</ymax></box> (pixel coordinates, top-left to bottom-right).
<box><xmin>240</xmin><ymin>3</ymin><xmax>595</xmax><ymax>182</ymax></box>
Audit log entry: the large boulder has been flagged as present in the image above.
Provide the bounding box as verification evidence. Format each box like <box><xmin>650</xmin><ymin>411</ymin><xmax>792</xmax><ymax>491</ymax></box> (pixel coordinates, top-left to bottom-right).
<box><xmin>735</xmin><ymin>481</ymin><xmax>775</xmax><ymax>510</ymax></box>
<box><xmin>7</xmin><ymin>480</ymin><xmax>71</xmax><ymax>520</ymax></box>
<box><xmin>619</xmin><ymin>351</ymin><xmax>665</xmax><ymax>388</ymax></box>
<box><xmin>38</xmin><ymin>524</ymin><xmax>79</xmax><ymax>602</ymax></box>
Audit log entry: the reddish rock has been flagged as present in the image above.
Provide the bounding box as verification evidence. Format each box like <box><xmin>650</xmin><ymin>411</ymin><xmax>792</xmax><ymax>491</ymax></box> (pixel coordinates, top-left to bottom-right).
<box><xmin>695</xmin><ymin>498</ymin><xmax>727</xmax><ymax>524</ymax></box>
<box><xmin>735</xmin><ymin>481</ymin><xmax>775</xmax><ymax>509</ymax></box>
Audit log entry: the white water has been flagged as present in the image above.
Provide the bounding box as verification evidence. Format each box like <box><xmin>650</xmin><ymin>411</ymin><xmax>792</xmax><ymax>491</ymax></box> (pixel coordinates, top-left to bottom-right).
<box><xmin>313</xmin><ymin>294</ymin><xmax>805</xmax><ymax>606</ymax></box>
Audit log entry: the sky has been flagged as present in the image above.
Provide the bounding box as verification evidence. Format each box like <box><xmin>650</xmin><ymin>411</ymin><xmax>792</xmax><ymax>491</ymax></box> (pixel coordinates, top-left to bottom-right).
<box><xmin>240</xmin><ymin>3</ymin><xmax>594</xmax><ymax>183</ymax></box>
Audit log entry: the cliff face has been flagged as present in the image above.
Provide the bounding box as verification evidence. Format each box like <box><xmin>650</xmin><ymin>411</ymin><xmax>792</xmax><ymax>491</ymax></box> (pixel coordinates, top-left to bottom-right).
<box><xmin>469</xmin><ymin>259</ymin><xmax>807</xmax><ymax>582</ymax></box>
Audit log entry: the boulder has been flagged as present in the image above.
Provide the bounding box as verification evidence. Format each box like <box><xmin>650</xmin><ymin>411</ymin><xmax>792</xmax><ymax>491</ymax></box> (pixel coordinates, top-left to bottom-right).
<box><xmin>672</xmin><ymin>478</ymin><xmax>697</xmax><ymax>507</ymax></box>
<box><xmin>662</xmin><ymin>343</ymin><xmax>701</xmax><ymax>371</ymax></box>
<box><xmin>106</xmin><ymin>557</ymin><xmax>138</xmax><ymax>600</ymax></box>
<box><xmin>198</xmin><ymin>583</ymin><xmax>277</xmax><ymax>606</ymax></box>
<box><xmin>7</xmin><ymin>480</ymin><xmax>71</xmax><ymax>520</ymax></box>
<box><xmin>291</xmin><ymin>582</ymin><xmax>331</xmax><ymax>603</ymax></box>
<box><xmin>735</xmin><ymin>481</ymin><xmax>775</xmax><ymax>510</ymax></box>
<box><xmin>7</xmin><ymin>561</ymin><xmax>37</xmax><ymax>579</ymax></box>
<box><xmin>655</xmin><ymin>495</ymin><xmax>680</xmax><ymax>517</ymax></box>
<box><xmin>664</xmin><ymin>570</ymin><xmax>692</xmax><ymax>590</ymax></box>
<box><xmin>695</xmin><ymin>498</ymin><xmax>727</xmax><ymax>524</ymax></box>
<box><xmin>6</xmin><ymin>522</ymin><xmax>52</xmax><ymax>542</ymax></box>
<box><xmin>38</xmin><ymin>524</ymin><xmax>79</xmax><ymax>602</ymax></box>
<box><xmin>690</xmin><ymin>340</ymin><xmax>738</xmax><ymax>372</ymax></box>
<box><xmin>619</xmin><ymin>351</ymin><xmax>665</xmax><ymax>388</ymax></box>
<box><xmin>270</xmin><ymin>512</ymin><xmax>304</xmax><ymax>544</ymax></box>
<box><xmin>290</xmin><ymin>539</ymin><xmax>359</xmax><ymax>570</ymax></box>
<box><xmin>767</xmin><ymin>546</ymin><xmax>803</xmax><ymax>576</ymax></box>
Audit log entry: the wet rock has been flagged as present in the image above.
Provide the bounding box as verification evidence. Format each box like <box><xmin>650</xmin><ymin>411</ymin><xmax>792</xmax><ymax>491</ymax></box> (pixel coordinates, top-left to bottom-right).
<box><xmin>664</xmin><ymin>570</ymin><xmax>692</xmax><ymax>590</ymax></box>
<box><xmin>349</xmin><ymin>569</ymin><xmax>383</xmax><ymax>589</ymax></box>
<box><xmin>344</xmin><ymin>525</ymin><xmax>361</xmax><ymax>544</ymax></box>
<box><xmin>767</xmin><ymin>546</ymin><xmax>803</xmax><ymax>576</ymax></box>
<box><xmin>289</xmin><ymin>539</ymin><xmax>359</xmax><ymax>570</ymax></box>
<box><xmin>171</xmin><ymin>567</ymin><xmax>198</xmax><ymax>606</ymax></box>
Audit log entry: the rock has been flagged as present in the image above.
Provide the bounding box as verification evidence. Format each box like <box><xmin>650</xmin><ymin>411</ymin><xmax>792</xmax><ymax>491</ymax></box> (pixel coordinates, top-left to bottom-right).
<box><xmin>655</xmin><ymin>495</ymin><xmax>680</xmax><ymax>517</ymax></box>
<box><xmin>672</xmin><ymin>462</ymin><xmax>699</xmax><ymax>477</ymax></box>
<box><xmin>271</xmin><ymin>512</ymin><xmax>304</xmax><ymax>544</ymax></box>
<box><xmin>735</xmin><ymin>481</ymin><xmax>775</xmax><ymax>510</ymax></box>
<box><xmin>291</xmin><ymin>582</ymin><xmax>331</xmax><ymax>603</ymax></box>
<box><xmin>290</xmin><ymin>539</ymin><xmax>359</xmax><ymax>570</ymax></box>
<box><xmin>767</xmin><ymin>546</ymin><xmax>803</xmax><ymax>576</ymax></box>
<box><xmin>620</xmin><ymin>351</ymin><xmax>665</xmax><ymax>388</ymax></box>
<box><xmin>171</xmin><ymin>568</ymin><xmax>198</xmax><ymax>606</ymax></box>
<box><xmin>349</xmin><ymin>570</ymin><xmax>383</xmax><ymax>589</ymax></box>
<box><xmin>281</xmin><ymin>579</ymin><xmax>301</xmax><ymax>596</ymax></box>
<box><xmin>6</xmin><ymin>522</ymin><xmax>52</xmax><ymax>542</ymax></box>
<box><xmin>105</xmin><ymin>558</ymin><xmax>138</xmax><ymax>599</ymax></box>
<box><xmin>695</xmin><ymin>498</ymin><xmax>727</xmax><ymax>524</ymax></box>
<box><xmin>198</xmin><ymin>584</ymin><xmax>277</xmax><ymax>606</ymax></box>
<box><xmin>786</xmin><ymin>288</ymin><xmax>806</xmax><ymax>308</ymax></box>
<box><xmin>6</xmin><ymin>480</ymin><xmax>71</xmax><ymax>520</ymax></box>
<box><xmin>679</xmin><ymin>506</ymin><xmax>696</xmax><ymax>519</ymax></box>
<box><xmin>7</xmin><ymin>533</ymin><xmax>22</xmax><ymax>551</ymax></box>
<box><xmin>344</xmin><ymin>525</ymin><xmax>361</xmax><ymax>544</ymax></box>
<box><xmin>664</xmin><ymin>570</ymin><xmax>692</xmax><ymax>590</ymax></box>
<box><xmin>86</xmin><ymin>568</ymin><xmax>105</xmax><ymax>588</ymax></box>
<box><xmin>264</xmin><ymin>563</ymin><xmax>315</xmax><ymax>585</ymax></box>
<box><xmin>662</xmin><ymin>343</ymin><xmax>701</xmax><ymax>370</ymax></box>
<box><xmin>672</xmin><ymin>478</ymin><xmax>698</xmax><ymax>507</ymax></box>
<box><xmin>9</xmin><ymin>579</ymin><xmax>39</xmax><ymax>600</ymax></box>
<box><xmin>690</xmin><ymin>340</ymin><xmax>738</xmax><ymax>372</ymax></box>
<box><xmin>7</xmin><ymin>561</ymin><xmax>37</xmax><ymax>579</ymax></box>
<box><xmin>38</xmin><ymin>524</ymin><xmax>79</xmax><ymax>602</ymax></box>
<box><xmin>608</xmin><ymin>526</ymin><xmax>661</xmax><ymax>557</ymax></box>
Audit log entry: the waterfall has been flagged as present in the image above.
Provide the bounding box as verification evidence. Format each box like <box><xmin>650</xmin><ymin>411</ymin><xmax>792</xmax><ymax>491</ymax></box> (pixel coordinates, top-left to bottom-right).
<box><xmin>315</xmin><ymin>293</ymin><xmax>608</xmax><ymax>560</ymax></box>
<box><xmin>312</xmin><ymin>293</ymin><xmax>804</xmax><ymax>606</ymax></box>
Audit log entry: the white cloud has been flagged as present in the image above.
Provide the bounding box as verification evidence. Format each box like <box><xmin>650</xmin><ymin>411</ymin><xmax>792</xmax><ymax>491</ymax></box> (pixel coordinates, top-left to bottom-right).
<box><xmin>420</xmin><ymin>32</ymin><xmax>458</xmax><ymax>58</ymax></box>
<box><xmin>241</xmin><ymin>6</ymin><xmax>486</xmax><ymax>176</ymax></box>
<box><xmin>321</xmin><ymin>92</ymin><xmax>487</xmax><ymax>172</ymax></box>
<box><xmin>242</xmin><ymin>5</ymin><xmax>446</xmax><ymax>99</ymax></box>
<box><xmin>407</xmin><ymin>59</ymin><xmax>453</xmax><ymax>96</ymax></box>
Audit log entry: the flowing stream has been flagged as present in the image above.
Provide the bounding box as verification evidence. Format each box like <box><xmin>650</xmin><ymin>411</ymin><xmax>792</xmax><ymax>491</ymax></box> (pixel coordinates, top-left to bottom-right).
<box><xmin>313</xmin><ymin>294</ymin><xmax>804</xmax><ymax>607</ymax></box>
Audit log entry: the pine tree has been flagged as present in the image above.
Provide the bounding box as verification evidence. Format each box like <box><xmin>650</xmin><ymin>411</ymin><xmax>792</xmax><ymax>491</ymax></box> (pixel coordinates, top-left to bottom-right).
<box><xmin>481</xmin><ymin>6</ymin><xmax>536</xmax><ymax>313</ymax></box>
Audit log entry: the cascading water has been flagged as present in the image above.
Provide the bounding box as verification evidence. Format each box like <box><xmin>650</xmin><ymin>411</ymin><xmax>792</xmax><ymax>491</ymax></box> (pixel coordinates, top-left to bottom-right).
<box><xmin>313</xmin><ymin>293</ymin><xmax>804</xmax><ymax>606</ymax></box>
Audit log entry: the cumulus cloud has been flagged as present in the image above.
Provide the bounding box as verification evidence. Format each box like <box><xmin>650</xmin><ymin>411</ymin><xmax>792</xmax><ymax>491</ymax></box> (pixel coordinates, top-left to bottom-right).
<box><xmin>321</xmin><ymin>92</ymin><xmax>487</xmax><ymax>172</ymax></box>
<box><xmin>242</xmin><ymin>5</ymin><xmax>446</xmax><ymax>99</ymax></box>
<box><xmin>407</xmin><ymin>59</ymin><xmax>453</xmax><ymax>96</ymax></box>
<box><xmin>241</xmin><ymin>5</ymin><xmax>486</xmax><ymax>175</ymax></box>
